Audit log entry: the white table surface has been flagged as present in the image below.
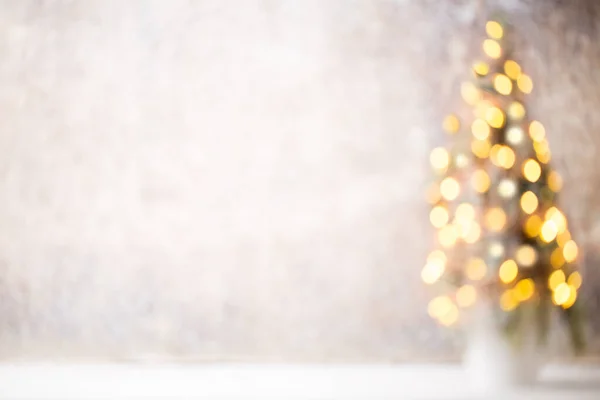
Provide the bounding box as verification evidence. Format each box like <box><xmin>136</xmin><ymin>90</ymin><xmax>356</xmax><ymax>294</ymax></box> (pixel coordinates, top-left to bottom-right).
<box><xmin>0</xmin><ymin>363</ymin><xmax>599</xmax><ymax>399</ymax></box>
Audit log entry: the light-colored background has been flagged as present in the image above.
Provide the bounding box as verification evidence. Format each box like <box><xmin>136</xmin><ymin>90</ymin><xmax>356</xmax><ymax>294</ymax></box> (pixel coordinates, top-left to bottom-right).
<box><xmin>0</xmin><ymin>0</ymin><xmax>599</xmax><ymax>361</ymax></box>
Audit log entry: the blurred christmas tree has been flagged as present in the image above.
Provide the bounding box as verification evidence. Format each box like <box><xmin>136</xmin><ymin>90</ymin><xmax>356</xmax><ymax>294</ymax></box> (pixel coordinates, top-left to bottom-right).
<box><xmin>424</xmin><ymin>19</ymin><xmax>584</xmax><ymax>352</ymax></box>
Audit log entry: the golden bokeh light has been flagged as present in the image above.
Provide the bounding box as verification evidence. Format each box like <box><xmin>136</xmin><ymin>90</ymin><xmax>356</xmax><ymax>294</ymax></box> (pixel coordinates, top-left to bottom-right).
<box><xmin>520</xmin><ymin>191</ymin><xmax>538</xmax><ymax>214</ymax></box>
<box><xmin>461</xmin><ymin>82</ymin><xmax>480</xmax><ymax>105</ymax></box>
<box><xmin>455</xmin><ymin>153</ymin><xmax>469</xmax><ymax>169</ymax></box>
<box><xmin>428</xmin><ymin>296</ymin><xmax>453</xmax><ymax>319</ymax></box>
<box><xmin>540</xmin><ymin>220</ymin><xmax>558</xmax><ymax>243</ymax></box>
<box><xmin>438</xmin><ymin>303</ymin><xmax>459</xmax><ymax>326</ymax></box>
<box><xmin>499</xmin><ymin>259</ymin><xmax>518</xmax><ymax>284</ymax></box>
<box><xmin>466</xmin><ymin>258</ymin><xmax>487</xmax><ymax>281</ymax></box>
<box><xmin>498</xmin><ymin>179</ymin><xmax>517</xmax><ymax>198</ymax></box>
<box><xmin>552</xmin><ymin>282</ymin><xmax>571</xmax><ymax>306</ymax></box>
<box><xmin>546</xmin><ymin>207</ymin><xmax>567</xmax><ymax>233</ymax></box>
<box><xmin>456</xmin><ymin>203</ymin><xmax>475</xmax><ymax>221</ymax></box>
<box><xmin>440</xmin><ymin>177</ymin><xmax>460</xmax><ymax>201</ymax></box>
<box><xmin>494</xmin><ymin>74</ymin><xmax>513</xmax><ymax>95</ymax></box>
<box><xmin>471</xmin><ymin>139</ymin><xmax>491</xmax><ymax>159</ymax></box>
<box><xmin>514</xmin><ymin>278</ymin><xmax>535</xmax><ymax>302</ymax></box>
<box><xmin>474</xmin><ymin>100</ymin><xmax>492</xmax><ymax>119</ymax></box>
<box><xmin>486</xmin><ymin>21</ymin><xmax>504</xmax><ymax>39</ymax></box>
<box><xmin>548</xmin><ymin>170</ymin><xmax>563</xmax><ymax>192</ymax></box>
<box><xmin>504</xmin><ymin>60</ymin><xmax>522</xmax><ymax>80</ymax></box>
<box><xmin>426</xmin><ymin>183</ymin><xmax>441</xmax><ymax>204</ymax></box>
<box><xmin>483</xmin><ymin>39</ymin><xmax>502</xmax><ymax>59</ymax></box>
<box><xmin>506</xmin><ymin>126</ymin><xmax>525</xmax><ymax>145</ymax></box>
<box><xmin>430</xmin><ymin>206</ymin><xmax>449</xmax><ymax>228</ymax></box>
<box><xmin>534</xmin><ymin>140</ymin><xmax>552</xmax><ymax>164</ymax></box>
<box><xmin>563</xmin><ymin>240</ymin><xmax>579</xmax><ymax>263</ymax></box>
<box><xmin>443</xmin><ymin>114</ymin><xmax>460</xmax><ymax>133</ymax></box>
<box><xmin>524</xmin><ymin>215</ymin><xmax>542</xmax><ymax>238</ymax></box>
<box><xmin>500</xmin><ymin>290</ymin><xmax>518</xmax><ymax>311</ymax></box>
<box><xmin>438</xmin><ymin>225</ymin><xmax>458</xmax><ymax>248</ymax></box>
<box><xmin>551</xmin><ymin>247</ymin><xmax>566</xmax><ymax>269</ymax></box>
<box><xmin>430</xmin><ymin>147</ymin><xmax>450</xmax><ymax>171</ymax></box>
<box><xmin>463</xmin><ymin>222</ymin><xmax>481</xmax><ymax>244</ymax></box>
<box><xmin>473</xmin><ymin>61</ymin><xmax>490</xmax><ymax>76</ymax></box>
<box><xmin>568</xmin><ymin>271</ymin><xmax>582</xmax><ymax>290</ymax></box>
<box><xmin>485</xmin><ymin>106</ymin><xmax>505</xmax><ymax>128</ymax></box>
<box><xmin>471</xmin><ymin>119</ymin><xmax>490</xmax><ymax>140</ymax></box>
<box><xmin>456</xmin><ymin>285</ymin><xmax>477</xmax><ymax>308</ymax></box>
<box><xmin>508</xmin><ymin>101</ymin><xmax>526</xmax><ymax>120</ymax></box>
<box><xmin>517</xmin><ymin>74</ymin><xmax>533</xmax><ymax>94</ymax></box>
<box><xmin>529</xmin><ymin>121</ymin><xmax>546</xmax><ymax>142</ymax></box>
<box><xmin>522</xmin><ymin>159</ymin><xmax>542</xmax><ymax>182</ymax></box>
<box><xmin>557</xmin><ymin>230</ymin><xmax>571</xmax><ymax>247</ymax></box>
<box><xmin>485</xmin><ymin>207</ymin><xmax>507</xmax><ymax>232</ymax></box>
<box><xmin>548</xmin><ymin>270</ymin><xmax>566</xmax><ymax>291</ymax></box>
<box><xmin>515</xmin><ymin>245</ymin><xmax>537</xmax><ymax>267</ymax></box>
<box><xmin>490</xmin><ymin>145</ymin><xmax>516</xmax><ymax>169</ymax></box>
<box><xmin>562</xmin><ymin>286</ymin><xmax>577</xmax><ymax>309</ymax></box>
<box><xmin>427</xmin><ymin>250</ymin><xmax>447</xmax><ymax>264</ymax></box>
<box><xmin>489</xmin><ymin>242</ymin><xmax>505</xmax><ymax>258</ymax></box>
<box><xmin>471</xmin><ymin>168</ymin><xmax>490</xmax><ymax>193</ymax></box>
<box><xmin>422</xmin><ymin>258</ymin><xmax>446</xmax><ymax>285</ymax></box>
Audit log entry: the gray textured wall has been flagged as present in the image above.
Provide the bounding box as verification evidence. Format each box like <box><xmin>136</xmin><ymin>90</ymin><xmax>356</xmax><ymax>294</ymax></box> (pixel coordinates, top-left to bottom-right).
<box><xmin>0</xmin><ymin>0</ymin><xmax>599</xmax><ymax>361</ymax></box>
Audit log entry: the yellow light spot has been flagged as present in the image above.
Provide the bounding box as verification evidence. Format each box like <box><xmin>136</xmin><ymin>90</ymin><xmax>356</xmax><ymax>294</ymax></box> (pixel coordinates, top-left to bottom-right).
<box><xmin>456</xmin><ymin>285</ymin><xmax>477</xmax><ymax>308</ymax></box>
<box><xmin>463</xmin><ymin>222</ymin><xmax>481</xmax><ymax>244</ymax></box>
<box><xmin>430</xmin><ymin>147</ymin><xmax>450</xmax><ymax>172</ymax></box>
<box><xmin>523</xmin><ymin>159</ymin><xmax>542</xmax><ymax>182</ymax></box>
<box><xmin>485</xmin><ymin>106</ymin><xmax>505</xmax><ymax>128</ymax></box>
<box><xmin>562</xmin><ymin>286</ymin><xmax>578</xmax><ymax>309</ymax></box>
<box><xmin>490</xmin><ymin>145</ymin><xmax>516</xmax><ymax>169</ymax></box>
<box><xmin>546</xmin><ymin>207</ymin><xmax>567</xmax><ymax>233</ymax></box>
<box><xmin>486</xmin><ymin>21</ymin><xmax>504</xmax><ymax>39</ymax></box>
<box><xmin>473</xmin><ymin>61</ymin><xmax>490</xmax><ymax>76</ymax></box>
<box><xmin>524</xmin><ymin>215</ymin><xmax>542</xmax><ymax>238</ymax></box>
<box><xmin>506</xmin><ymin>126</ymin><xmax>525</xmax><ymax>145</ymax></box>
<box><xmin>485</xmin><ymin>207</ymin><xmax>507</xmax><ymax>232</ymax></box>
<box><xmin>551</xmin><ymin>247</ymin><xmax>566</xmax><ymax>269</ymax></box>
<box><xmin>499</xmin><ymin>259</ymin><xmax>519</xmax><ymax>284</ymax></box>
<box><xmin>466</xmin><ymin>258</ymin><xmax>487</xmax><ymax>281</ymax></box>
<box><xmin>552</xmin><ymin>282</ymin><xmax>571</xmax><ymax>306</ymax></box>
<box><xmin>517</xmin><ymin>74</ymin><xmax>533</xmax><ymax>94</ymax></box>
<box><xmin>461</xmin><ymin>82</ymin><xmax>480</xmax><ymax>105</ymax></box>
<box><xmin>440</xmin><ymin>177</ymin><xmax>460</xmax><ymax>201</ymax></box>
<box><xmin>430</xmin><ymin>206</ymin><xmax>449</xmax><ymax>228</ymax></box>
<box><xmin>438</xmin><ymin>225</ymin><xmax>457</xmax><ymax>248</ymax></box>
<box><xmin>504</xmin><ymin>60</ymin><xmax>522</xmax><ymax>80</ymax></box>
<box><xmin>529</xmin><ymin>121</ymin><xmax>546</xmax><ymax>142</ymax></box>
<box><xmin>456</xmin><ymin>203</ymin><xmax>475</xmax><ymax>221</ymax></box>
<box><xmin>455</xmin><ymin>153</ymin><xmax>469</xmax><ymax>169</ymax></box>
<box><xmin>498</xmin><ymin>179</ymin><xmax>517</xmax><ymax>198</ymax></box>
<box><xmin>514</xmin><ymin>279</ymin><xmax>535</xmax><ymax>302</ymax></box>
<box><xmin>471</xmin><ymin>139</ymin><xmax>491</xmax><ymax>159</ymax></box>
<box><xmin>568</xmin><ymin>271</ymin><xmax>582</xmax><ymax>290</ymax></box>
<box><xmin>438</xmin><ymin>304</ymin><xmax>459</xmax><ymax>326</ymax></box>
<box><xmin>548</xmin><ymin>270</ymin><xmax>566</xmax><ymax>290</ymax></box>
<box><xmin>483</xmin><ymin>39</ymin><xmax>502</xmax><ymax>59</ymax></box>
<box><xmin>557</xmin><ymin>230</ymin><xmax>571</xmax><ymax>247</ymax></box>
<box><xmin>422</xmin><ymin>258</ymin><xmax>446</xmax><ymax>285</ymax></box>
<box><xmin>534</xmin><ymin>140</ymin><xmax>552</xmax><ymax>164</ymax></box>
<box><xmin>540</xmin><ymin>220</ymin><xmax>558</xmax><ymax>243</ymax></box>
<box><xmin>508</xmin><ymin>102</ymin><xmax>526</xmax><ymax>120</ymax></box>
<box><xmin>474</xmin><ymin>100</ymin><xmax>492</xmax><ymax>119</ymax></box>
<box><xmin>548</xmin><ymin>171</ymin><xmax>563</xmax><ymax>192</ymax></box>
<box><xmin>471</xmin><ymin>119</ymin><xmax>490</xmax><ymax>140</ymax></box>
<box><xmin>520</xmin><ymin>191</ymin><xmax>538</xmax><ymax>214</ymax></box>
<box><xmin>500</xmin><ymin>290</ymin><xmax>518</xmax><ymax>311</ymax></box>
<box><xmin>516</xmin><ymin>245</ymin><xmax>537</xmax><ymax>267</ymax></box>
<box><xmin>563</xmin><ymin>240</ymin><xmax>579</xmax><ymax>262</ymax></box>
<box><xmin>489</xmin><ymin>242</ymin><xmax>505</xmax><ymax>258</ymax></box>
<box><xmin>443</xmin><ymin>114</ymin><xmax>460</xmax><ymax>133</ymax></box>
<box><xmin>494</xmin><ymin>74</ymin><xmax>513</xmax><ymax>95</ymax></box>
<box><xmin>428</xmin><ymin>296</ymin><xmax>453</xmax><ymax>319</ymax></box>
<box><xmin>471</xmin><ymin>169</ymin><xmax>490</xmax><ymax>193</ymax></box>
<box><xmin>426</xmin><ymin>183</ymin><xmax>441</xmax><ymax>204</ymax></box>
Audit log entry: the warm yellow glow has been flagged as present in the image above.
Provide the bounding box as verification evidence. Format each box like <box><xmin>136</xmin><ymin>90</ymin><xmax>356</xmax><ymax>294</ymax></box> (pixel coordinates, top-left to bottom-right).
<box><xmin>422</xmin><ymin>258</ymin><xmax>446</xmax><ymax>284</ymax></box>
<box><xmin>498</xmin><ymin>179</ymin><xmax>517</xmax><ymax>198</ymax></box>
<box><xmin>443</xmin><ymin>114</ymin><xmax>460</xmax><ymax>133</ymax></box>
<box><xmin>494</xmin><ymin>74</ymin><xmax>513</xmax><ymax>95</ymax></box>
<box><xmin>483</xmin><ymin>39</ymin><xmax>502</xmax><ymax>59</ymax></box>
<box><xmin>456</xmin><ymin>285</ymin><xmax>477</xmax><ymax>308</ymax></box>
<box><xmin>438</xmin><ymin>303</ymin><xmax>459</xmax><ymax>326</ymax></box>
<box><xmin>438</xmin><ymin>225</ymin><xmax>457</xmax><ymax>248</ymax></box>
<box><xmin>529</xmin><ymin>121</ymin><xmax>546</xmax><ymax>142</ymax></box>
<box><xmin>546</xmin><ymin>207</ymin><xmax>567</xmax><ymax>233</ymax></box>
<box><xmin>551</xmin><ymin>247</ymin><xmax>566</xmax><ymax>269</ymax></box>
<box><xmin>541</xmin><ymin>220</ymin><xmax>558</xmax><ymax>243</ymax></box>
<box><xmin>514</xmin><ymin>279</ymin><xmax>535</xmax><ymax>302</ymax></box>
<box><xmin>474</xmin><ymin>101</ymin><xmax>492</xmax><ymax>119</ymax></box>
<box><xmin>517</xmin><ymin>74</ymin><xmax>533</xmax><ymax>94</ymax></box>
<box><xmin>485</xmin><ymin>207</ymin><xmax>507</xmax><ymax>232</ymax></box>
<box><xmin>455</xmin><ymin>153</ymin><xmax>469</xmax><ymax>169</ymax></box>
<box><xmin>520</xmin><ymin>191</ymin><xmax>538</xmax><ymax>214</ymax></box>
<box><xmin>548</xmin><ymin>270</ymin><xmax>566</xmax><ymax>290</ymax></box>
<box><xmin>508</xmin><ymin>102</ymin><xmax>526</xmax><ymax>120</ymax></box>
<box><xmin>428</xmin><ymin>250</ymin><xmax>447</xmax><ymax>264</ymax></box>
<box><xmin>473</xmin><ymin>61</ymin><xmax>490</xmax><ymax>76</ymax></box>
<box><xmin>506</xmin><ymin>126</ymin><xmax>525</xmax><ymax>145</ymax></box>
<box><xmin>485</xmin><ymin>106</ymin><xmax>505</xmax><ymax>128</ymax></box>
<box><xmin>563</xmin><ymin>240</ymin><xmax>579</xmax><ymax>262</ymax></box>
<box><xmin>568</xmin><ymin>271</ymin><xmax>582</xmax><ymax>290</ymax></box>
<box><xmin>428</xmin><ymin>296</ymin><xmax>453</xmax><ymax>318</ymax></box>
<box><xmin>552</xmin><ymin>282</ymin><xmax>571</xmax><ymax>306</ymax></box>
<box><xmin>557</xmin><ymin>230</ymin><xmax>571</xmax><ymax>247</ymax></box>
<box><xmin>504</xmin><ymin>60</ymin><xmax>522</xmax><ymax>80</ymax></box>
<box><xmin>471</xmin><ymin>119</ymin><xmax>490</xmax><ymax>140</ymax></box>
<box><xmin>515</xmin><ymin>245</ymin><xmax>537</xmax><ymax>267</ymax></box>
<box><xmin>471</xmin><ymin>139</ymin><xmax>491</xmax><ymax>159</ymax></box>
<box><xmin>524</xmin><ymin>215</ymin><xmax>542</xmax><ymax>238</ymax></box>
<box><xmin>471</xmin><ymin>169</ymin><xmax>490</xmax><ymax>193</ymax></box>
<box><xmin>466</xmin><ymin>258</ymin><xmax>487</xmax><ymax>281</ymax></box>
<box><xmin>440</xmin><ymin>177</ymin><xmax>460</xmax><ymax>201</ymax></box>
<box><xmin>430</xmin><ymin>206</ymin><xmax>449</xmax><ymax>228</ymax></box>
<box><xmin>490</xmin><ymin>145</ymin><xmax>515</xmax><ymax>169</ymax></box>
<box><xmin>463</xmin><ymin>222</ymin><xmax>481</xmax><ymax>244</ymax></box>
<box><xmin>461</xmin><ymin>82</ymin><xmax>480</xmax><ymax>105</ymax></box>
<box><xmin>500</xmin><ymin>290</ymin><xmax>518</xmax><ymax>311</ymax></box>
<box><xmin>548</xmin><ymin>170</ymin><xmax>563</xmax><ymax>192</ymax></box>
<box><xmin>562</xmin><ymin>286</ymin><xmax>578</xmax><ymax>309</ymax></box>
<box><xmin>523</xmin><ymin>159</ymin><xmax>542</xmax><ymax>182</ymax></box>
<box><xmin>456</xmin><ymin>203</ymin><xmax>475</xmax><ymax>221</ymax></box>
<box><xmin>426</xmin><ymin>183</ymin><xmax>441</xmax><ymax>204</ymax></box>
<box><xmin>499</xmin><ymin>259</ymin><xmax>518</xmax><ymax>284</ymax></box>
<box><xmin>486</xmin><ymin>21</ymin><xmax>504</xmax><ymax>39</ymax></box>
<box><xmin>535</xmin><ymin>141</ymin><xmax>552</xmax><ymax>164</ymax></box>
<box><xmin>489</xmin><ymin>242</ymin><xmax>505</xmax><ymax>258</ymax></box>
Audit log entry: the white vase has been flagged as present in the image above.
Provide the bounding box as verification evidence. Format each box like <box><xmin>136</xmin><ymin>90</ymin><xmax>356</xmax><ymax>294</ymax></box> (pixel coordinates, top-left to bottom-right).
<box><xmin>463</xmin><ymin>303</ymin><xmax>543</xmax><ymax>392</ymax></box>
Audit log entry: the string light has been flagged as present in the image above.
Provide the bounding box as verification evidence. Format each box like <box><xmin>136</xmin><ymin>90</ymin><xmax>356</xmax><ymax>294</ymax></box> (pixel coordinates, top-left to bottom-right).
<box><xmin>520</xmin><ymin>191</ymin><xmax>538</xmax><ymax>214</ymax></box>
<box><xmin>549</xmin><ymin>270</ymin><xmax>566</xmax><ymax>290</ymax></box>
<box><xmin>430</xmin><ymin>147</ymin><xmax>450</xmax><ymax>171</ymax></box>
<box><xmin>551</xmin><ymin>247</ymin><xmax>566</xmax><ymax>269</ymax></box>
<box><xmin>540</xmin><ymin>220</ymin><xmax>558</xmax><ymax>243</ymax></box>
<box><xmin>568</xmin><ymin>272</ymin><xmax>582</xmax><ymax>290</ymax></box>
<box><xmin>498</xmin><ymin>179</ymin><xmax>517</xmax><ymax>198</ymax></box>
<box><xmin>508</xmin><ymin>102</ymin><xmax>526</xmax><ymax>120</ymax></box>
<box><xmin>440</xmin><ymin>177</ymin><xmax>460</xmax><ymax>201</ymax></box>
<box><xmin>438</xmin><ymin>303</ymin><xmax>459</xmax><ymax>326</ymax></box>
<box><xmin>438</xmin><ymin>225</ymin><xmax>458</xmax><ymax>248</ymax></box>
<box><xmin>455</xmin><ymin>153</ymin><xmax>469</xmax><ymax>169</ymax></box>
<box><xmin>471</xmin><ymin>169</ymin><xmax>490</xmax><ymax>192</ymax></box>
<box><xmin>456</xmin><ymin>285</ymin><xmax>477</xmax><ymax>308</ymax></box>
<box><xmin>499</xmin><ymin>259</ymin><xmax>518</xmax><ymax>284</ymax></box>
<box><xmin>529</xmin><ymin>121</ymin><xmax>546</xmax><ymax>142</ymax></box>
<box><xmin>563</xmin><ymin>240</ymin><xmax>579</xmax><ymax>262</ymax></box>
<box><xmin>489</xmin><ymin>242</ymin><xmax>505</xmax><ymax>258</ymax></box>
<box><xmin>466</xmin><ymin>258</ymin><xmax>487</xmax><ymax>281</ymax></box>
<box><xmin>557</xmin><ymin>230</ymin><xmax>571</xmax><ymax>247</ymax></box>
<box><xmin>490</xmin><ymin>145</ymin><xmax>515</xmax><ymax>169</ymax></box>
<box><xmin>548</xmin><ymin>171</ymin><xmax>563</xmax><ymax>192</ymax></box>
<box><xmin>506</xmin><ymin>126</ymin><xmax>525</xmax><ymax>145</ymax></box>
<box><xmin>524</xmin><ymin>215</ymin><xmax>542</xmax><ymax>237</ymax></box>
<box><xmin>515</xmin><ymin>245</ymin><xmax>537</xmax><ymax>267</ymax></box>
<box><xmin>504</xmin><ymin>60</ymin><xmax>522</xmax><ymax>80</ymax></box>
<box><xmin>546</xmin><ymin>207</ymin><xmax>567</xmax><ymax>233</ymax></box>
<box><xmin>443</xmin><ymin>114</ymin><xmax>460</xmax><ymax>133</ymax></box>
<box><xmin>461</xmin><ymin>82</ymin><xmax>480</xmax><ymax>105</ymax></box>
<box><xmin>422</xmin><ymin>257</ymin><xmax>446</xmax><ymax>285</ymax></box>
<box><xmin>494</xmin><ymin>74</ymin><xmax>513</xmax><ymax>95</ymax></box>
<box><xmin>485</xmin><ymin>106</ymin><xmax>505</xmax><ymax>128</ymax></box>
<box><xmin>463</xmin><ymin>222</ymin><xmax>482</xmax><ymax>244</ymax></box>
<box><xmin>485</xmin><ymin>207</ymin><xmax>507</xmax><ymax>232</ymax></box>
<box><xmin>523</xmin><ymin>159</ymin><xmax>542</xmax><ymax>182</ymax></box>
<box><xmin>430</xmin><ymin>206</ymin><xmax>449</xmax><ymax>228</ymax></box>
<box><xmin>426</xmin><ymin>183</ymin><xmax>441</xmax><ymax>204</ymax></box>
<box><xmin>552</xmin><ymin>283</ymin><xmax>571</xmax><ymax>306</ymax></box>
<box><xmin>473</xmin><ymin>61</ymin><xmax>490</xmax><ymax>76</ymax></box>
<box><xmin>517</xmin><ymin>74</ymin><xmax>533</xmax><ymax>94</ymax></box>
<box><xmin>500</xmin><ymin>290</ymin><xmax>518</xmax><ymax>311</ymax></box>
<box><xmin>471</xmin><ymin>119</ymin><xmax>490</xmax><ymax>140</ymax></box>
<box><xmin>483</xmin><ymin>39</ymin><xmax>502</xmax><ymax>59</ymax></box>
<box><xmin>471</xmin><ymin>139</ymin><xmax>491</xmax><ymax>159</ymax></box>
<box><xmin>514</xmin><ymin>279</ymin><xmax>535</xmax><ymax>302</ymax></box>
<box><xmin>486</xmin><ymin>21</ymin><xmax>504</xmax><ymax>39</ymax></box>
<box><xmin>562</xmin><ymin>286</ymin><xmax>577</xmax><ymax>309</ymax></box>
<box><xmin>428</xmin><ymin>296</ymin><xmax>453</xmax><ymax>318</ymax></box>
